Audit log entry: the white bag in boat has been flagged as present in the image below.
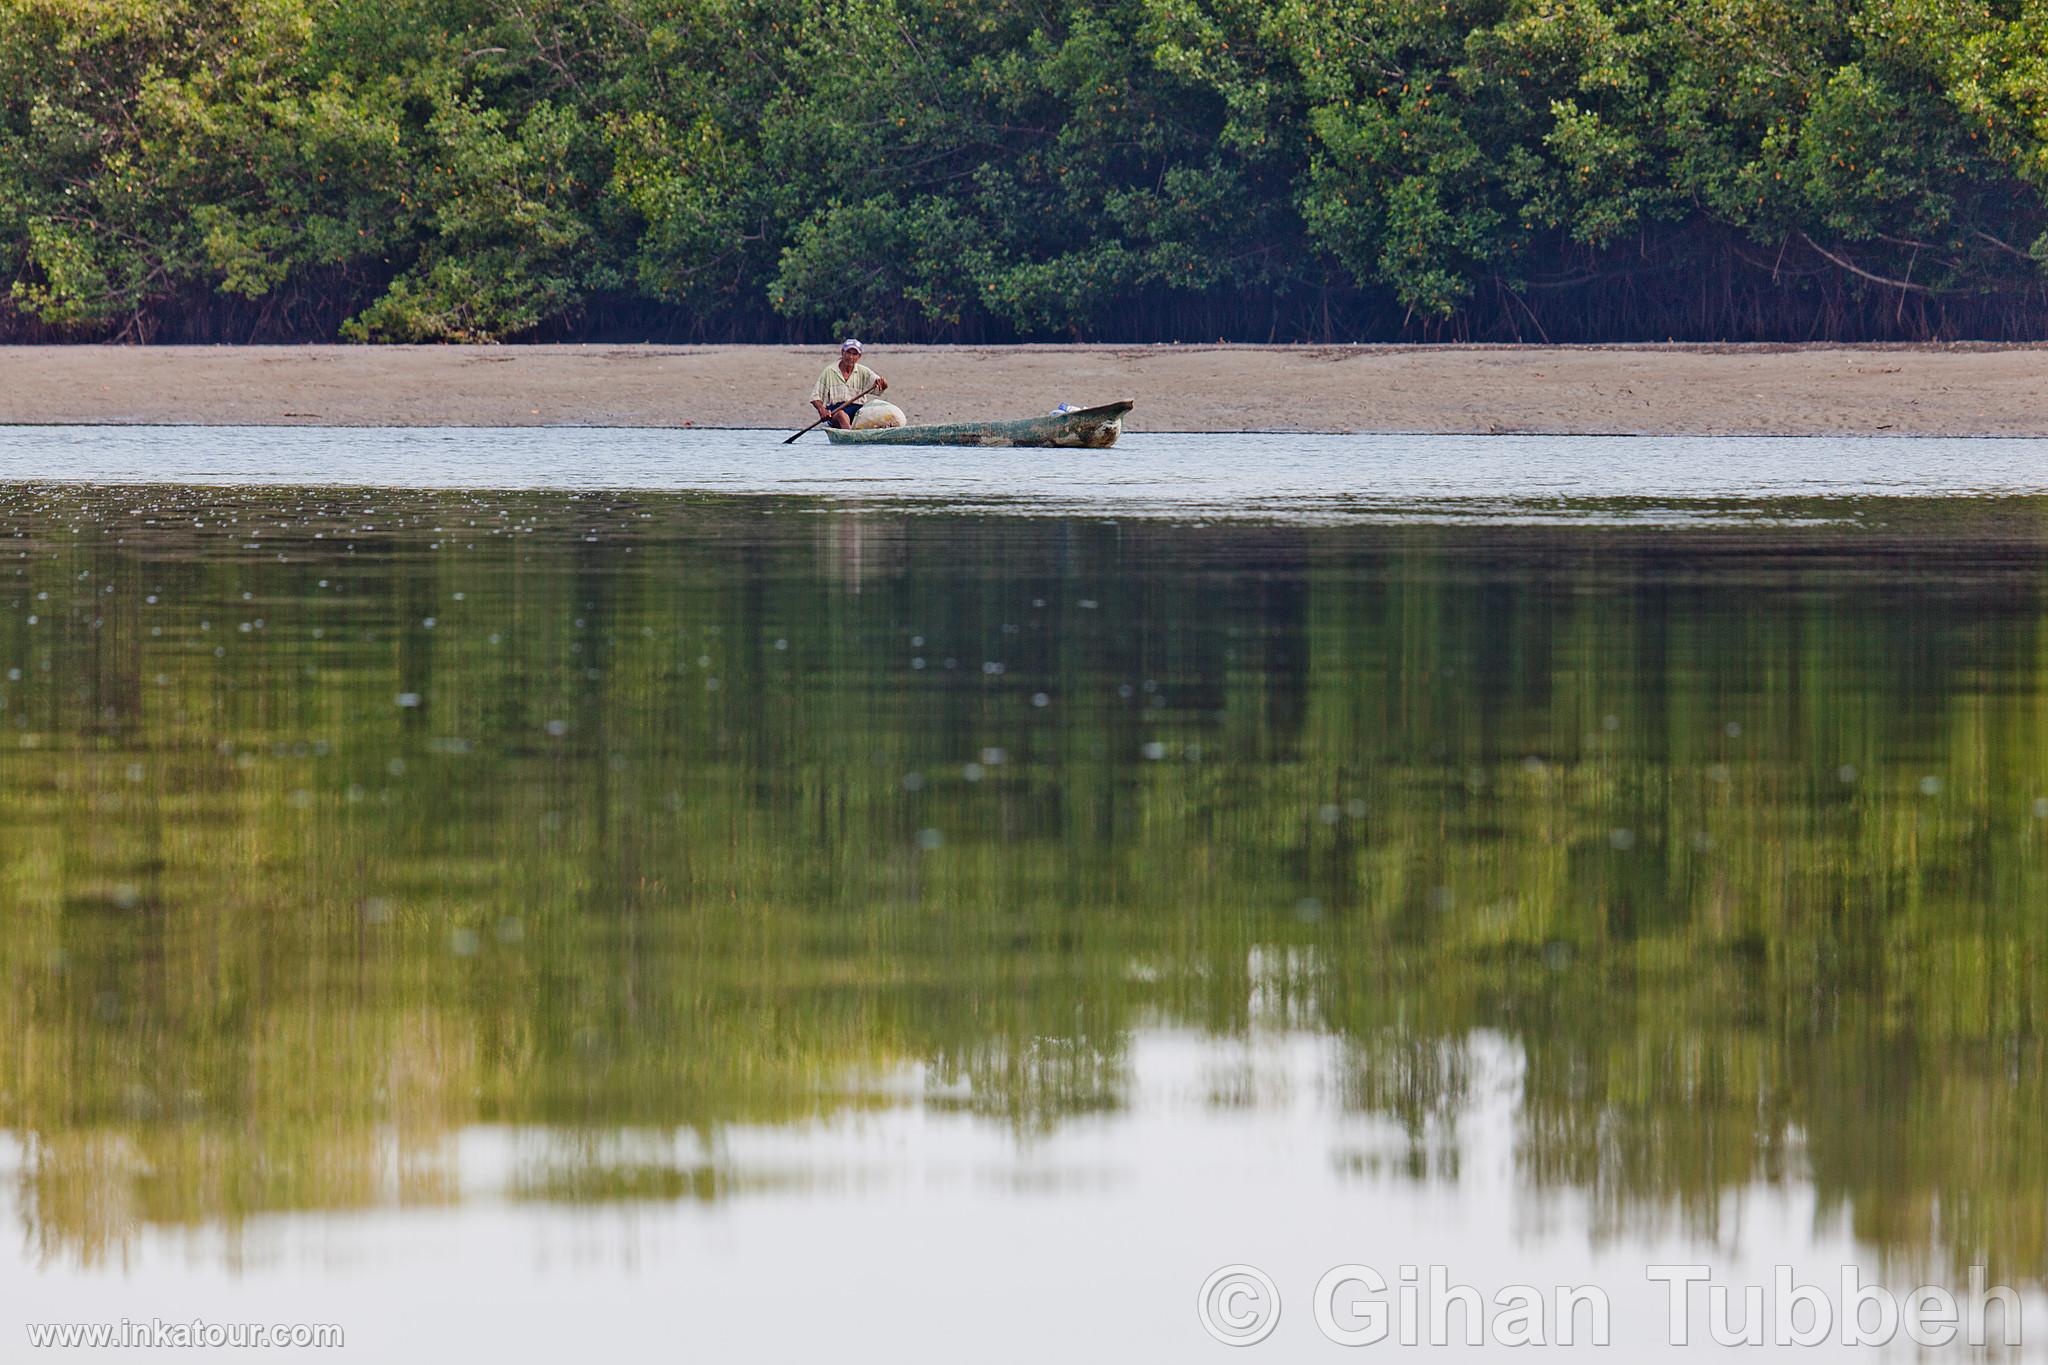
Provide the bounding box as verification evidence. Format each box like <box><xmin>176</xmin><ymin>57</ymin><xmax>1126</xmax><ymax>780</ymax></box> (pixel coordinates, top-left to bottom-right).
<box><xmin>850</xmin><ymin>401</ymin><xmax>907</xmax><ymax>430</ymax></box>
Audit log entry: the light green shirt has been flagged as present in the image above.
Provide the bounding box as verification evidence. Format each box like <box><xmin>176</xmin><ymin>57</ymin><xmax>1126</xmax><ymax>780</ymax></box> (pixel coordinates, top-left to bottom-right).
<box><xmin>811</xmin><ymin>362</ymin><xmax>878</xmax><ymax>408</ymax></box>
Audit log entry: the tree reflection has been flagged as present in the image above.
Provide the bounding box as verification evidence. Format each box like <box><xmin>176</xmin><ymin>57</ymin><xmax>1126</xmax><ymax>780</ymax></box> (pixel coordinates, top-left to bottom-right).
<box><xmin>0</xmin><ymin>487</ymin><xmax>2042</xmax><ymax>1282</ymax></box>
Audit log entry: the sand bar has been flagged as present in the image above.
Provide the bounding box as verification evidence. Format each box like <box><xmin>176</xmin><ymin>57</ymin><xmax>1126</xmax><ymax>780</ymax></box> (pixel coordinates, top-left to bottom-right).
<box><xmin>4</xmin><ymin>342</ymin><xmax>2047</xmax><ymax>436</ymax></box>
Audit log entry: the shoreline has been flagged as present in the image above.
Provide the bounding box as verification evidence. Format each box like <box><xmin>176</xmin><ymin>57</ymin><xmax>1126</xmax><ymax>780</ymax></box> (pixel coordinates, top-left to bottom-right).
<box><xmin>5</xmin><ymin>342</ymin><xmax>2048</xmax><ymax>437</ymax></box>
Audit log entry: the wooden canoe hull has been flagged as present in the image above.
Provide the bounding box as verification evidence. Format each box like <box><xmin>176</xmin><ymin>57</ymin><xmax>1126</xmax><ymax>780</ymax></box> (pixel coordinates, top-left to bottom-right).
<box><xmin>824</xmin><ymin>400</ymin><xmax>1132</xmax><ymax>448</ymax></box>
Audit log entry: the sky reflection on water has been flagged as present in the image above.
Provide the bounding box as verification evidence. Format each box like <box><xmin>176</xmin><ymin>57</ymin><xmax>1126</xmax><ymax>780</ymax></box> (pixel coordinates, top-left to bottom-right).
<box><xmin>7</xmin><ymin>425</ymin><xmax>2048</xmax><ymax>522</ymax></box>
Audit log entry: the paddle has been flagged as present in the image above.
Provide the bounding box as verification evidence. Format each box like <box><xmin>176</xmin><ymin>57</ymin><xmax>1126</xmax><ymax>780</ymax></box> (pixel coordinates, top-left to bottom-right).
<box><xmin>784</xmin><ymin>381</ymin><xmax>880</xmax><ymax>444</ymax></box>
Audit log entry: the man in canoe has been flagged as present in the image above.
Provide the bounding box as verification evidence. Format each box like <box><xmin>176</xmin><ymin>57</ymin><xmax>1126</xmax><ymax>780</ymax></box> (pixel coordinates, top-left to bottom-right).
<box><xmin>809</xmin><ymin>339</ymin><xmax>888</xmax><ymax>429</ymax></box>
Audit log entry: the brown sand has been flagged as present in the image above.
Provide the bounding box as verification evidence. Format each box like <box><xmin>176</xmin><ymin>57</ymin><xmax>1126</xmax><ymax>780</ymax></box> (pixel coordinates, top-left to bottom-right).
<box><xmin>4</xmin><ymin>342</ymin><xmax>2047</xmax><ymax>435</ymax></box>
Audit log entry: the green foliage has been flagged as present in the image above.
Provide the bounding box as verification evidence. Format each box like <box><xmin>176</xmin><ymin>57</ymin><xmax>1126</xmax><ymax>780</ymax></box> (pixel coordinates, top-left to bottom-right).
<box><xmin>0</xmin><ymin>0</ymin><xmax>2045</xmax><ymax>339</ymax></box>
<box><xmin>771</xmin><ymin>193</ymin><xmax>988</xmax><ymax>333</ymax></box>
<box><xmin>343</xmin><ymin>95</ymin><xmax>601</xmax><ymax>340</ymax></box>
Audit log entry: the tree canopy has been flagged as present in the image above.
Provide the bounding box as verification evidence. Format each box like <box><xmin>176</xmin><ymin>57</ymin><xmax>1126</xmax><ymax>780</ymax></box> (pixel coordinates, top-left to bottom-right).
<box><xmin>2</xmin><ymin>0</ymin><xmax>2045</xmax><ymax>341</ymax></box>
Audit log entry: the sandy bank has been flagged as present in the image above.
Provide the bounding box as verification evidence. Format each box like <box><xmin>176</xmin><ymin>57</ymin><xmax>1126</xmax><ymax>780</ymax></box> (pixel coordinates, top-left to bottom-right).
<box><xmin>4</xmin><ymin>342</ymin><xmax>2047</xmax><ymax>437</ymax></box>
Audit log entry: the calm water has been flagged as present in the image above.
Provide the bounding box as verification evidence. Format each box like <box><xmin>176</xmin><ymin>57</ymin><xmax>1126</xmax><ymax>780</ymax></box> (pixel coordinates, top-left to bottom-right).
<box><xmin>3</xmin><ymin>429</ymin><xmax>2048</xmax><ymax>1359</ymax></box>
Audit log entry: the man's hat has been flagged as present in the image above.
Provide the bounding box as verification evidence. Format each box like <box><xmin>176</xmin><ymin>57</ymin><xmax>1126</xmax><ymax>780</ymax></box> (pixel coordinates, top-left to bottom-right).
<box><xmin>840</xmin><ymin>338</ymin><xmax>863</xmax><ymax>353</ymax></box>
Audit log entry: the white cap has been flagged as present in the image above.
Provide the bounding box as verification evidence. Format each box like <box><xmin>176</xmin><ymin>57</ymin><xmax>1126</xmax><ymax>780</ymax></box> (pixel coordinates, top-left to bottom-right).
<box><xmin>841</xmin><ymin>338</ymin><xmax>863</xmax><ymax>353</ymax></box>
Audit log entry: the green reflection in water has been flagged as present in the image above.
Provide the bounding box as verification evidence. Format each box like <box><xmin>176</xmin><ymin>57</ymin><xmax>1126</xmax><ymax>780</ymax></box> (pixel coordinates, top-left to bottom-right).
<box><xmin>0</xmin><ymin>486</ymin><xmax>2044</xmax><ymax>1280</ymax></box>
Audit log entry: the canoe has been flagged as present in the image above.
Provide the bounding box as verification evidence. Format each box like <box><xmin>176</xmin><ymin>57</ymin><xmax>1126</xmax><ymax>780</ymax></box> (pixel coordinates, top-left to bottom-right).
<box><xmin>825</xmin><ymin>400</ymin><xmax>1133</xmax><ymax>448</ymax></box>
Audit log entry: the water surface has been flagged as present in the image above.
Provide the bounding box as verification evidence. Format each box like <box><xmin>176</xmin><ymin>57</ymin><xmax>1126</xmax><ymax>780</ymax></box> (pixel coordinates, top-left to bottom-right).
<box><xmin>1</xmin><ymin>431</ymin><xmax>2046</xmax><ymax>1359</ymax></box>
<box><xmin>10</xmin><ymin>425</ymin><xmax>2048</xmax><ymax>520</ymax></box>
